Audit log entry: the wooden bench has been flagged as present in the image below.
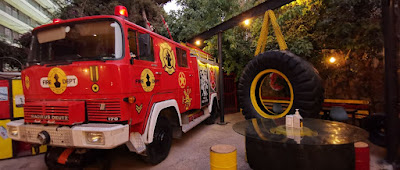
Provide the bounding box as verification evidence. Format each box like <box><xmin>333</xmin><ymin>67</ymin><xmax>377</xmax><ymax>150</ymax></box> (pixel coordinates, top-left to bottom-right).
<box><xmin>261</xmin><ymin>97</ymin><xmax>370</xmax><ymax>123</ymax></box>
<box><xmin>321</xmin><ymin>99</ymin><xmax>370</xmax><ymax>124</ymax></box>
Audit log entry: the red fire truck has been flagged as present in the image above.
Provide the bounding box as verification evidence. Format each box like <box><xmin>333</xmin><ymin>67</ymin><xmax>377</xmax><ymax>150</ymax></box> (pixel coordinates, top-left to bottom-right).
<box><xmin>6</xmin><ymin>6</ymin><xmax>219</xmax><ymax>166</ymax></box>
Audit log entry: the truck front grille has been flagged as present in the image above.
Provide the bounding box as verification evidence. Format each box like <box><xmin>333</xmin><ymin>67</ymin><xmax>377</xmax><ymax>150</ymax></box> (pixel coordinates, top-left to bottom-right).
<box><xmin>86</xmin><ymin>100</ymin><xmax>122</xmax><ymax>122</ymax></box>
<box><xmin>24</xmin><ymin>101</ymin><xmax>85</xmax><ymax>125</ymax></box>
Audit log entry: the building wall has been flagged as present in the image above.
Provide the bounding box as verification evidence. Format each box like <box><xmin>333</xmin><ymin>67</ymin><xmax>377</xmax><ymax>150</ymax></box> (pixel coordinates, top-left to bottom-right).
<box><xmin>0</xmin><ymin>0</ymin><xmax>63</xmax><ymax>45</ymax></box>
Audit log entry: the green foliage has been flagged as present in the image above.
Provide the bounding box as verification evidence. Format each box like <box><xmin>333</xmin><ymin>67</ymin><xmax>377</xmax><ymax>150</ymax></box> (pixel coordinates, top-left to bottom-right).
<box><xmin>1</xmin><ymin>0</ymin><xmax>171</xmax><ymax>70</ymax></box>
<box><xmin>167</xmin><ymin>0</ymin><xmax>243</xmax><ymax>42</ymax></box>
<box><xmin>57</xmin><ymin>0</ymin><xmax>166</xmax><ymax>30</ymax></box>
<box><xmin>168</xmin><ymin>0</ymin><xmax>384</xmax><ymax>109</ymax></box>
<box><xmin>167</xmin><ymin>0</ymin><xmax>258</xmax><ymax>78</ymax></box>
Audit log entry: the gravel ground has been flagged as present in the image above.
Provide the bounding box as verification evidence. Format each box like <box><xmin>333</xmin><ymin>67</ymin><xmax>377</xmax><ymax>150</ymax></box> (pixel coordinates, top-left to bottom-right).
<box><xmin>0</xmin><ymin>112</ymin><xmax>394</xmax><ymax>170</ymax></box>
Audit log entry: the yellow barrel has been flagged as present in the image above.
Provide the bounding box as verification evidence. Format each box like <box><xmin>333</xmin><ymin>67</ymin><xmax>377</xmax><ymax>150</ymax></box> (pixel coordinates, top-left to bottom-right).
<box><xmin>210</xmin><ymin>144</ymin><xmax>237</xmax><ymax>170</ymax></box>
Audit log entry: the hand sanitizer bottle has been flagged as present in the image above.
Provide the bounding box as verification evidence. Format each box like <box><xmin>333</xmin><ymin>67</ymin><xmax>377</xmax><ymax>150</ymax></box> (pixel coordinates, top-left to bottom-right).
<box><xmin>293</xmin><ymin>109</ymin><xmax>303</xmax><ymax>128</ymax></box>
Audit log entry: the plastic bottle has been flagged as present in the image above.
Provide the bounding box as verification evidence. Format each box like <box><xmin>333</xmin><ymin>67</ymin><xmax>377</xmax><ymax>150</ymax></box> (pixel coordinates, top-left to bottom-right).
<box><xmin>293</xmin><ymin>109</ymin><xmax>303</xmax><ymax>128</ymax></box>
<box><xmin>286</xmin><ymin>115</ymin><xmax>294</xmax><ymax>128</ymax></box>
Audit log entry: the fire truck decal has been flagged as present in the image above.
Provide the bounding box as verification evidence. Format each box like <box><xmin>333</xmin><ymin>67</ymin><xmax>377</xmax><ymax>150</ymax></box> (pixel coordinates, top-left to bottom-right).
<box><xmin>91</xmin><ymin>84</ymin><xmax>100</xmax><ymax>93</ymax></box>
<box><xmin>39</xmin><ymin>68</ymin><xmax>78</xmax><ymax>94</ymax></box>
<box><xmin>199</xmin><ymin>63</ymin><xmax>210</xmax><ymax>105</ymax></box>
<box><xmin>136</xmin><ymin>104</ymin><xmax>143</xmax><ymax>114</ymax></box>
<box><xmin>178</xmin><ymin>72</ymin><xmax>186</xmax><ymax>88</ymax></box>
<box><xmin>25</xmin><ymin>76</ymin><xmax>30</xmax><ymax>90</ymax></box>
<box><xmin>40</xmin><ymin>76</ymin><xmax>78</xmax><ymax>88</ymax></box>
<box><xmin>209</xmin><ymin>67</ymin><xmax>216</xmax><ymax>91</ymax></box>
<box><xmin>159</xmin><ymin>42</ymin><xmax>176</xmax><ymax>75</ymax></box>
<box><xmin>89</xmin><ymin>66</ymin><xmax>99</xmax><ymax>82</ymax></box>
<box><xmin>48</xmin><ymin>68</ymin><xmax>67</xmax><ymax>94</ymax></box>
<box><xmin>182</xmin><ymin>88</ymin><xmax>192</xmax><ymax>110</ymax></box>
<box><xmin>140</xmin><ymin>69</ymin><xmax>155</xmax><ymax>92</ymax></box>
<box><xmin>30</xmin><ymin>114</ymin><xmax>69</xmax><ymax>121</ymax></box>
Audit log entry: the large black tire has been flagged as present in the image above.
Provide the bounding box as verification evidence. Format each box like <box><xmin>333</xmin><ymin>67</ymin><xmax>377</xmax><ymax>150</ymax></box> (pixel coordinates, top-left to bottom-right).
<box><xmin>142</xmin><ymin>116</ymin><xmax>172</xmax><ymax>164</ymax></box>
<box><xmin>238</xmin><ymin>50</ymin><xmax>324</xmax><ymax>119</ymax></box>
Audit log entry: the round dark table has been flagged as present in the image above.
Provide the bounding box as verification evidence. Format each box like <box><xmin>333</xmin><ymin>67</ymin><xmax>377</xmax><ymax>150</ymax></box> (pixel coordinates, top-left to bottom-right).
<box><xmin>233</xmin><ymin>118</ymin><xmax>368</xmax><ymax>170</ymax></box>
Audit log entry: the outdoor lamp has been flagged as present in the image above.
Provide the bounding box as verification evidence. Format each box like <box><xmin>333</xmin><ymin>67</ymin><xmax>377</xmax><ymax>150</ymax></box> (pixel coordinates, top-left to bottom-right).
<box><xmin>329</xmin><ymin>57</ymin><xmax>336</xmax><ymax>63</ymax></box>
<box><xmin>244</xmin><ymin>19</ymin><xmax>251</xmax><ymax>26</ymax></box>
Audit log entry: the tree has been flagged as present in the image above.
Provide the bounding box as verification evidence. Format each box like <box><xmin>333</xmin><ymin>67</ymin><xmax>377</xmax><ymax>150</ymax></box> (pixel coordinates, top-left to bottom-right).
<box><xmin>168</xmin><ymin>0</ymin><xmax>384</xmax><ymax>111</ymax></box>
<box><xmin>1</xmin><ymin>0</ymin><xmax>170</xmax><ymax>71</ymax></box>
<box><xmin>57</xmin><ymin>0</ymin><xmax>167</xmax><ymax>31</ymax></box>
<box><xmin>167</xmin><ymin>0</ymin><xmax>258</xmax><ymax>77</ymax></box>
<box><xmin>0</xmin><ymin>40</ymin><xmax>27</xmax><ymax>71</ymax></box>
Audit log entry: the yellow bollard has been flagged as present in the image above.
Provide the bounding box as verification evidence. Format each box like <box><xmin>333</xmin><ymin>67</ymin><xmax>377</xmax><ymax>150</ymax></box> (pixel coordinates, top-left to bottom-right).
<box><xmin>210</xmin><ymin>144</ymin><xmax>237</xmax><ymax>170</ymax></box>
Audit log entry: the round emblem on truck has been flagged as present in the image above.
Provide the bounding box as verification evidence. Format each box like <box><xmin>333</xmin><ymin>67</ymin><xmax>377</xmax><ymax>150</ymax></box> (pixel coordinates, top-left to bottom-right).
<box><xmin>48</xmin><ymin>68</ymin><xmax>68</xmax><ymax>94</ymax></box>
<box><xmin>140</xmin><ymin>69</ymin><xmax>155</xmax><ymax>92</ymax></box>
<box><xmin>178</xmin><ymin>72</ymin><xmax>186</xmax><ymax>88</ymax></box>
<box><xmin>25</xmin><ymin>76</ymin><xmax>30</xmax><ymax>90</ymax></box>
<box><xmin>92</xmin><ymin>83</ymin><xmax>100</xmax><ymax>93</ymax></box>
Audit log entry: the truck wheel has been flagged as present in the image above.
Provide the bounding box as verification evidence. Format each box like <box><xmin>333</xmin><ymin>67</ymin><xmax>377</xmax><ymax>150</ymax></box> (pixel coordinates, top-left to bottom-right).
<box><xmin>45</xmin><ymin>147</ymin><xmax>82</xmax><ymax>170</ymax></box>
<box><xmin>238</xmin><ymin>50</ymin><xmax>324</xmax><ymax>119</ymax></box>
<box><xmin>205</xmin><ymin>99</ymin><xmax>219</xmax><ymax>125</ymax></box>
<box><xmin>142</xmin><ymin>116</ymin><xmax>172</xmax><ymax>164</ymax></box>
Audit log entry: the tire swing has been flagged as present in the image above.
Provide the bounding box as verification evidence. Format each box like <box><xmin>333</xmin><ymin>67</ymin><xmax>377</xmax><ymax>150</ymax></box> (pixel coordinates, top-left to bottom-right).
<box><xmin>238</xmin><ymin>50</ymin><xmax>324</xmax><ymax>119</ymax></box>
<box><xmin>238</xmin><ymin>10</ymin><xmax>324</xmax><ymax>119</ymax></box>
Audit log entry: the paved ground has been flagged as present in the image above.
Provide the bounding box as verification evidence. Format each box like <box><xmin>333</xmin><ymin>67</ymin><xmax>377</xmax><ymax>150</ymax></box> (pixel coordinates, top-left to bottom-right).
<box><xmin>0</xmin><ymin>112</ymin><xmax>394</xmax><ymax>170</ymax></box>
<box><xmin>0</xmin><ymin>112</ymin><xmax>250</xmax><ymax>170</ymax></box>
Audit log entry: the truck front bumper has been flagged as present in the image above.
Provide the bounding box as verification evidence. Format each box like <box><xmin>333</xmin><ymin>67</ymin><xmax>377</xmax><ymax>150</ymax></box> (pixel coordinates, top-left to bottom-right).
<box><xmin>6</xmin><ymin>120</ymin><xmax>129</xmax><ymax>149</ymax></box>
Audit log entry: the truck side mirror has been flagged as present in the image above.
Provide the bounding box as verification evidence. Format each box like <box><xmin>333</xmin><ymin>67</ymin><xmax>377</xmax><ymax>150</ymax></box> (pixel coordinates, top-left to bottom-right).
<box><xmin>139</xmin><ymin>34</ymin><xmax>151</xmax><ymax>58</ymax></box>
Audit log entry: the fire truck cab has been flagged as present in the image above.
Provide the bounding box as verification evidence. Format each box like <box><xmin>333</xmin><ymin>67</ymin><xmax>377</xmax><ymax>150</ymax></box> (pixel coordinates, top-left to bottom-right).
<box><xmin>6</xmin><ymin>6</ymin><xmax>219</xmax><ymax>165</ymax></box>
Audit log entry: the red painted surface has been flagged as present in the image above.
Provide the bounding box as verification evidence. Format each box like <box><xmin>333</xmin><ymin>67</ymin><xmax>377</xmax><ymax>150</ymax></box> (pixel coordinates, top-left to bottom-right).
<box><xmin>21</xmin><ymin>15</ymin><xmax>216</xmax><ymax>134</ymax></box>
<box><xmin>24</xmin><ymin>101</ymin><xmax>85</xmax><ymax>125</ymax></box>
<box><xmin>14</xmin><ymin>141</ymin><xmax>32</xmax><ymax>157</ymax></box>
<box><xmin>0</xmin><ymin>80</ymin><xmax>10</xmax><ymax>119</ymax></box>
<box><xmin>355</xmin><ymin>143</ymin><xmax>370</xmax><ymax>170</ymax></box>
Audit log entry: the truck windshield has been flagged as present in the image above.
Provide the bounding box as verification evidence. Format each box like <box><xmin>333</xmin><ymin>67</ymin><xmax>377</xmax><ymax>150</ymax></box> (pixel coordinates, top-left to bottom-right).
<box><xmin>29</xmin><ymin>20</ymin><xmax>123</xmax><ymax>64</ymax></box>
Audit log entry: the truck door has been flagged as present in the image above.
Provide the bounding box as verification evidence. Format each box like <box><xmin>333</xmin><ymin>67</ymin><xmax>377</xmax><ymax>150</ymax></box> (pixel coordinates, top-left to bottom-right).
<box><xmin>176</xmin><ymin>47</ymin><xmax>196</xmax><ymax>112</ymax></box>
<box><xmin>127</xmin><ymin>27</ymin><xmax>162</xmax><ymax>124</ymax></box>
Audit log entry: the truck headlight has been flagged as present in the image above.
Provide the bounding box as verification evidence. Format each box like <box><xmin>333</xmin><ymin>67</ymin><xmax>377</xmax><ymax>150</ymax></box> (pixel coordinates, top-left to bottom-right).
<box><xmin>8</xmin><ymin>126</ymin><xmax>18</xmax><ymax>137</ymax></box>
<box><xmin>85</xmin><ymin>132</ymin><xmax>104</xmax><ymax>145</ymax></box>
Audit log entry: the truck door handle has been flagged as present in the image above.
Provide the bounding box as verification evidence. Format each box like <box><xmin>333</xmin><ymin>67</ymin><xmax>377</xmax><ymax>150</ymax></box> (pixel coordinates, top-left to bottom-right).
<box><xmin>155</xmin><ymin>72</ymin><xmax>162</xmax><ymax>75</ymax></box>
<box><xmin>189</xmin><ymin>74</ymin><xmax>193</xmax><ymax>77</ymax></box>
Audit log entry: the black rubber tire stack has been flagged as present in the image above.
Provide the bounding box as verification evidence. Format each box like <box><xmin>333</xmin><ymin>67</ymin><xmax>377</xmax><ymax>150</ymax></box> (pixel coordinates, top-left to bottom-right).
<box><xmin>238</xmin><ymin>50</ymin><xmax>324</xmax><ymax>119</ymax></box>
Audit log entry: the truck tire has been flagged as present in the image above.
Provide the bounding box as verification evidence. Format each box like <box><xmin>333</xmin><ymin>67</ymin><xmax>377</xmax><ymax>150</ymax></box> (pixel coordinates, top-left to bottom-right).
<box><xmin>205</xmin><ymin>99</ymin><xmax>219</xmax><ymax>125</ymax></box>
<box><xmin>45</xmin><ymin>147</ymin><xmax>83</xmax><ymax>170</ymax></box>
<box><xmin>238</xmin><ymin>50</ymin><xmax>324</xmax><ymax>119</ymax></box>
<box><xmin>142</xmin><ymin>116</ymin><xmax>172</xmax><ymax>164</ymax></box>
